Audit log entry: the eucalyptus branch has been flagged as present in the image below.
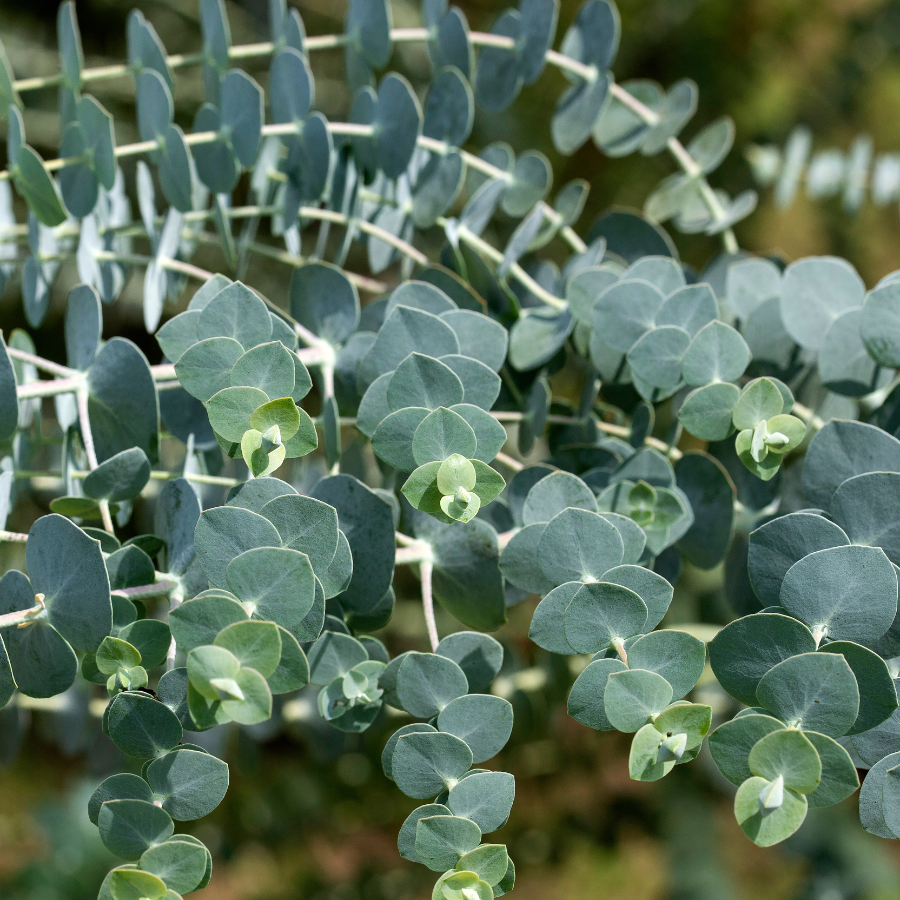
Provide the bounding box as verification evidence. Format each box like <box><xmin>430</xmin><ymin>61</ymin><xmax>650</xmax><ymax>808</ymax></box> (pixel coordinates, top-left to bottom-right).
<box><xmin>6</xmin><ymin>26</ymin><xmax>733</xmax><ymax>251</ymax></box>
<box><xmin>12</xmin><ymin>468</ymin><xmax>242</xmax><ymax>488</ymax></box>
<box><xmin>190</xmin><ymin>231</ymin><xmax>388</xmax><ymax>294</ymax></box>
<box><xmin>0</xmin><ymin>211</ymin><xmax>391</xmax><ymax>296</ymax></box>
<box><xmin>393</xmin><ymin>540</ymin><xmax>440</xmax><ymax>648</ymax></box>
<box><xmin>149</xmin><ymin>365</ymin><xmax>177</xmax><ymax>385</ymax></box>
<box><xmin>603</xmin><ymin>80</ymin><xmax>738</xmax><ymax>253</ymax></box>
<box><xmin>490</xmin><ymin>410</ymin><xmax>683</xmax><ymax>459</ymax></box>
<box><xmin>0</xmin><ymin>127</ymin><xmax>568</xmax><ymax>310</ymax></box>
<box><xmin>95</xmin><ymin>469</ymin><xmax>241</xmax><ymax>488</ymax></box>
<box><xmin>166</xmin><ymin>582</ymin><xmax>186</xmax><ymax>671</ymax></box>
<box><xmin>0</xmin><ymin>530</ymin><xmax>28</xmax><ymax>543</ymax></box>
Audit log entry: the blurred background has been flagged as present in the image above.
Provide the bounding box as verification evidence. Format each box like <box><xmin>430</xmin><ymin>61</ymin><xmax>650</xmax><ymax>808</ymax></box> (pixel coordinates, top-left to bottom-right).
<box><xmin>3</xmin><ymin>1</ymin><xmax>900</xmax><ymax>898</ymax></box>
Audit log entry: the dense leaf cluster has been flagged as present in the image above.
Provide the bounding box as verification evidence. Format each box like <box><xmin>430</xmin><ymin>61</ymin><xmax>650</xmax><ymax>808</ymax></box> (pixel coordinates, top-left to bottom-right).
<box><xmin>0</xmin><ymin>0</ymin><xmax>899</xmax><ymax>897</ymax></box>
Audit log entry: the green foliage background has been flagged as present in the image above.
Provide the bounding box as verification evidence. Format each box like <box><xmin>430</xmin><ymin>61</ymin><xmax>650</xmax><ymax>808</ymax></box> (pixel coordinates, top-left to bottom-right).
<box><xmin>3</xmin><ymin>0</ymin><xmax>900</xmax><ymax>898</ymax></box>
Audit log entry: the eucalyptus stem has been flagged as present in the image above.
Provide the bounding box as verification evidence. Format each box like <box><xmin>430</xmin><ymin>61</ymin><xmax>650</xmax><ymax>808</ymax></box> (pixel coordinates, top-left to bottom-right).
<box><xmin>16</xmin><ymin>374</ymin><xmax>83</xmax><ymax>399</ymax></box>
<box><xmin>417</xmin><ymin>135</ymin><xmax>587</xmax><ymax>254</ymax></box>
<box><xmin>600</xmin><ymin>81</ymin><xmax>739</xmax><ymax>253</ymax></box>
<box><xmin>297</xmin><ymin>205</ymin><xmax>428</xmax><ymax>266</ymax></box>
<box><xmin>394</xmin><ymin>540</ymin><xmax>440</xmax><ymax>648</ymax></box>
<box><xmin>451</xmin><ymin>222</ymin><xmax>567</xmax><ymax>311</ymax></box>
<box><xmin>111</xmin><ymin>579</ymin><xmax>179</xmax><ymax>601</ymax></box>
<box><xmin>394</xmin><ymin>542</ymin><xmax>433</xmax><ymax>565</ymax></box>
<box><xmin>13</xmin><ymin>468</ymin><xmax>242</xmax><ymax>489</ymax></box>
<box><xmin>87</xmin><ymin>469</ymin><xmax>241</xmax><ymax>488</ymax></box>
<box><xmin>419</xmin><ymin>559</ymin><xmax>439</xmax><ymax>653</ymax></box>
<box><xmin>0</xmin><ymin>597</ymin><xmax>45</xmax><ymax>630</ymax></box>
<box><xmin>5</xmin><ymin>347</ymin><xmax>77</xmax><ymax>379</ymax></box>
<box><xmin>76</xmin><ymin>387</ymin><xmax>114</xmax><ymax>534</ymax></box>
<box><xmin>493</xmin><ymin>451</ymin><xmax>524</xmax><ymax>472</ymax></box>
<box><xmin>166</xmin><ymin>584</ymin><xmax>186</xmax><ymax>670</ymax></box>
<box><xmin>149</xmin><ymin>365</ymin><xmax>176</xmax><ymax>382</ymax></box>
<box><xmin>195</xmin><ymin>232</ymin><xmax>388</xmax><ymax>294</ymax></box>
<box><xmin>95</xmin><ymin>251</ymin><xmax>213</xmax><ymax>283</ymax></box>
<box><xmin>0</xmin><ymin>529</ymin><xmax>28</xmax><ymax>543</ymax></box>
<box><xmin>792</xmin><ymin>402</ymin><xmax>826</xmax><ymax>435</ymax></box>
<box><xmin>490</xmin><ymin>410</ymin><xmax>683</xmax><ymax>459</ymax></box>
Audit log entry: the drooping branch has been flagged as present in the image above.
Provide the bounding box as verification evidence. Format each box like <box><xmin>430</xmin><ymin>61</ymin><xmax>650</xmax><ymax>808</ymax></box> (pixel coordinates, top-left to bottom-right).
<box><xmin>6</xmin><ymin>25</ymin><xmax>737</xmax><ymax>252</ymax></box>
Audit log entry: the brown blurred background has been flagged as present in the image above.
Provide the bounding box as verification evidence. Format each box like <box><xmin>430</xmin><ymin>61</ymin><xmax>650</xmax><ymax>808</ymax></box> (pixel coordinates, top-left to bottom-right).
<box><xmin>3</xmin><ymin>1</ymin><xmax>900</xmax><ymax>898</ymax></box>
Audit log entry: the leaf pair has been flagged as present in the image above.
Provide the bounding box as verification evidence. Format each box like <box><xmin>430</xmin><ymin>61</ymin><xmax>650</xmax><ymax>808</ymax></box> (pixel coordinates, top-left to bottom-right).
<box><xmin>186</xmin><ymin>620</ymin><xmax>285</xmax><ymax>727</ymax></box>
<box><xmin>400</xmin><ymin>412</ymin><xmax>506</xmax><ymax>523</ymax></box>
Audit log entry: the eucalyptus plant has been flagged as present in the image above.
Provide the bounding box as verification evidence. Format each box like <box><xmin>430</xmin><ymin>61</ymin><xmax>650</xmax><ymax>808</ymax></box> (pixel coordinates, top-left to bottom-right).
<box><xmin>0</xmin><ymin>0</ymin><xmax>899</xmax><ymax>897</ymax></box>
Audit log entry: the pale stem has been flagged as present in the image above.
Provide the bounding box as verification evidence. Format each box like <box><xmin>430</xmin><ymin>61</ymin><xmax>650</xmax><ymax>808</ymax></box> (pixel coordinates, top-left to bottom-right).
<box><xmin>95</xmin><ymin>251</ymin><xmax>213</xmax><ymax>283</ymax></box>
<box><xmin>76</xmin><ymin>387</ymin><xmax>114</xmax><ymax>535</ymax></box>
<box><xmin>321</xmin><ymin>364</ymin><xmax>335</xmax><ymax>401</ymax></box>
<box><xmin>111</xmin><ymin>580</ymin><xmax>178</xmax><ymax>601</ymax></box>
<box><xmin>321</xmin><ymin>362</ymin><xmax>339</xmax><ymax>475</ymax></box>
<box><xmin>493</xmin><ymin>450</ymin><xmax>524</xmax><ymax>472</ymax></box>
<box><xmin>75</xmin><ymin>390</ymin><xmax>98</xmax><ymax>470</ymax></box>
<box><xmin>151</xmin><ymin>364</ymin><xmax>177</xmax><ymax>381</ymax></box>
<box><xmin>220</xmin><ymin>236</ymin><xmax>387</xmax><ymax>294</ymax></box>
<box><xmin>792</xmin><ymin>402</ymin><xmax>826</xmax><ymax>434</ymax></box>
<box><xmin>0</xmin><ymin>529</ymin><xmax>28</xmax><ymax>543</ymax></box>
<box><xmin>167</xmin><ymin>585</ymin><xmax>185</xmax><ymax>670</ymax></box>
<box><xmin>418</xmin><ymin>135</ymin><xmax>586</xmax><ymax>254</ymax></box>
<box><xmin>453</xmin><ymin>223</ymin><xmax>567</xmax><ymax>311</ymax></box>
<box><xmin>297</xmin><ymin>206</ymin><xmax>429</xmax><ymax>266</ymax></box>
<box><xmin>5</xmin><ymin>347</ymin><xmax>77</xmax><ymax>379</ymax></box>
<box><xmin>420</xmin><ymin>559</ymin><xmax>439</xmax><ymax>653</ymax></box>
<box><xmin>148</xmin><ymin>470</ymin><xmax>240</xmax><ymax>487</ymax></box>
<box><xmin>327</xmin><ymin>122</ymin><xmax>379</xmax><ymax>138</ymax></box>
<box><xmin>394</xmin><ymin>542</ymin><xmax>432</xmax><ymax>565</ymax></box>
<box><xmin>77</xmin><ymin>468</ymin><xmax>241</xmax><ymax>488</ymax></box>
<box><xmin>543</xmin><ymin>48</ymin><xmax>598</xmax><ymax>81</ymax></box>
<box><xmin>9</xmin><ymin>29</ymin><xmax>736</xmax><ymax>251</ymax></box>
<box><xmin>16</xmin><ymin>374</ymin><xmax>83</xmax><ymax>399</ymax></box>
<box><xmin>613</xmin><ymin>637</ymin><xmax>629</xmax><ymax>665</ymax></box>
<box><xmin>294</xmin><ymin>320</ymin><xmax>326</xmax><ymax>351</ymax></box>
<box><xmin>0</xmin><ymin>599</ymin><xmax>44</xmax><ymax>630</ymax></box>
